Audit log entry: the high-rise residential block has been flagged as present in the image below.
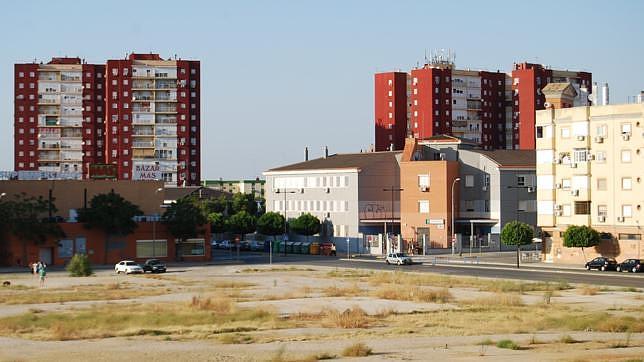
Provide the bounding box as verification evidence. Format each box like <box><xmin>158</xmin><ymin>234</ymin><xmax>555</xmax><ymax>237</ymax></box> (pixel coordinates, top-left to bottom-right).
<box><xmin>105</xmin><ymin>54</ymin><xmax>201</xmax><ymax>185</ymax></box>
<box><xmin>375</xmin><ymin>57</ymin><xmax>591</xmax><ymax>152</ymax></box>
<box><xmin>14</xmin><ymin>53</ymin><xmax>201</xmax><ymax>186</ymax></box>
<box><xmin>14</xmin><ymin>58</ymin><xmax>105</xmax><ymax>177</ymax></box>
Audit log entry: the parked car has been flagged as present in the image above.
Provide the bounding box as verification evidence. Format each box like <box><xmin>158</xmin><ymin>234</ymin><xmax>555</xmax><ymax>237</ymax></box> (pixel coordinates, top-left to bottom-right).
<box><xmin>114</xmin><ymin>260</ymin><xmax>144</xmax><ymax>274</ymax></box>
<box><xmin>239</xmin><ymin>240</ymin><xmax>251</xmax><ymax>251</ymax></box>
<box><xmin>141</xmin><ymin>259</ymin><xmax>167</xmax><ymax>273</ymax></box>
<box><xmin>385</xmin><ymin>253</ymin><xmax>413</xmax><ymax>265</ymax></box>
<box><xmin>249</xmin><ymin>240</ymin><xmax>264</xmax><ymax>252</ymax></box>
<box><xmin>211</xmin><ymin>240</ymin><xmax>230</xmax><ymax>249</ymax></box>
<box><xmin>584</xmin><ymin>257</ymin><xmax>617</xmax><ymax>271</ymax></box>
<box><xmin>616</xmin><ymin>259</ymin><xmax>643</xmax><ymax>273</ymax></box>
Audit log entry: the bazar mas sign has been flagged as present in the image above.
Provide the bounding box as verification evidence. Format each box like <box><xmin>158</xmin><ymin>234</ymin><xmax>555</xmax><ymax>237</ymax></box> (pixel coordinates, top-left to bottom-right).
<box><xmin>133</xmin><ymin>164</ymin><xmax>160</xmax><ymax>180</ymax></box>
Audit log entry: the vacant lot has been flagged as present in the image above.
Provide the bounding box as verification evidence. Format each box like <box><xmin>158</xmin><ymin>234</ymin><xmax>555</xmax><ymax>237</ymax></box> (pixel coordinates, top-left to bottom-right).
<box><xmin>0</xmin><ymin>265</ymin><xmax>642</xmax><ymax>361</ymax></box>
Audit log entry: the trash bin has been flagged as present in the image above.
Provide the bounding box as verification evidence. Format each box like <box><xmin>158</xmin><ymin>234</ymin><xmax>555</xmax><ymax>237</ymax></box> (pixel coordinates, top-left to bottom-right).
<box><xmin>301</xmin><ymin>242</ymin><xmax>311</xmax><ymax>255</ymax></box>
<box><xmin>286</xmin><ymin>242</ymin><xmax>295</xmax><ymax>254</ymax></box>
<box><xmin>310</xmin><ymin>242</ymin><xmax>320</xmax><ymax>255</ymax></box>
<box><xmin>293</xmin><ymin>242</ymin><xmax>303</xmax><ymax>254</ymax></box>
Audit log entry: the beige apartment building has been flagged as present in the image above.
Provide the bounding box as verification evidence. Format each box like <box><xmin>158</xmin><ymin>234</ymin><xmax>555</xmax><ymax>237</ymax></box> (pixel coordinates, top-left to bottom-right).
<box><xmin>536</xmin><ymin>102</ymin><xmax>644</xmax><ymax>263</ymax></box>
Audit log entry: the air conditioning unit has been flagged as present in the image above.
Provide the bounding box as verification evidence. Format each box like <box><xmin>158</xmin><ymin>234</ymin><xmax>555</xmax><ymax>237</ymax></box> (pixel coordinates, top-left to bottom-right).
<box><xmin>576</xmin><ymin>135</ymin><xmax>585</xmax><ymax>141</ymax></box>
<box><xmin>622</xmin><ymin>134</ymin><xmax>630</xmax><ymax>141</ymax></box>
<box><xmin>325</xmin><ymin>188</ymin><xmax>330</xmax><ymax>193</ymax></box>
<box><xmin>588</xmin><ymin>154</ymin><xmax>595</xmax><ymax>161</ymax></box>
<box><xmin>527</xmin><ymin>187</ymin><xmax>535</xmax><ymax>193</ymax></box>
<box><xmin>420</xmin><ymin>186</ymin><xmax>429</xmax><ymax>192</ymax></box>
<box><xmin>617</xmin><ymin>216</ymin><xmax>625</xmax><ymax>222</ymax></box>
<box><xmin>555</xmin><ymin>183</ymin><xmax>562</xmax><ymax>189</ymax></box>
<box><xmin>570</xmin><ymin>189</ymin><xmax>579</xmax><ymax>196</ymax></box>
<box><xmin>598</xmin><ymin>216</ymin><xmax>606</xmax><ymax>222</ymax></box>
<box><xmin>594</xmin><ymin>136</ymin><xmax>604</xmax><ymax>143</ymax></box>
<box><xmin>555</xmin><ymin>210</ymin><xmax>563</xmax><ymax>216</ymax></box>
<box><xmin>554</xmin><ymin>204</ymin><xmax>562</xmax><ymax>210</ymax></box>
<box><xmin>570</xmin><ymin>163</ymin><xmax>577</xmax><ymax>168</ymax></box>
<box><xmin>554</xmin><ymin>159</ymin><xmax>562</xmax><ymax>164</ymax></box>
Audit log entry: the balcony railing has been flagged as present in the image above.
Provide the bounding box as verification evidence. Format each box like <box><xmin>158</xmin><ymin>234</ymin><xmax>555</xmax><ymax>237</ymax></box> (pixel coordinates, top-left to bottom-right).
<box><xmin>156</xmin><ymin>117</ymin><xmax>177</xmax><ymax>124</ymax></box>
<box><xmin>61</xmin><ymin>75</ymin><xmax>81</xmax><ymax>82</ymax></box>
<box><xmin>132</xmin><ymin>118</ymin><xmax>155</xmax><ymax>125</ymax></box>
<box><xmin>133</xmin><ymin>130</ymin><xmax>154</xmax><ymax>136</ymax></box>
<box><xmin>133</xmin><ymin>141</ymin><xmax>155</xmax><ymax>148</ymax></box>
<box><xmin>132</xmin><ymin>107</ymin><xmax>152</xmax><ymax>113</ymax></box>
<box><xmin>156</xmin><ymin>106</ymin><xmax>177</xmax><ymax>112</ymax></box>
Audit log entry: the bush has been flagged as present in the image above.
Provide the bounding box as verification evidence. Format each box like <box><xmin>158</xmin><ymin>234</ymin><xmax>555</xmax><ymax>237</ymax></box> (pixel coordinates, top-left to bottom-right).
<box><xmin>496</xmin><ymin>339</ymin><xmax>520</xmax><ymax>350</ymax></box>
<box><xmin>66</xmin><ymin>254</ymin><xmax>93</xmax><ymax>277</ymax></box>
<box><xmin>342</xmin><ymin>342</ymin><xmax>372</xmax><ymax>357</ymax></box>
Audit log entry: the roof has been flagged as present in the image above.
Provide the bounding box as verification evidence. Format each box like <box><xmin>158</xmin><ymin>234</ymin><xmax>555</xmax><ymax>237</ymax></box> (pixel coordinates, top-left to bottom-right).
<box><xmin>418</xmin><ymin>134</ymin><xmax>479</xmax><ymax>146</ymax></box>
<box><xmin>542</xmin><ymin>82</ymin><xmax>578</xmax><ymax>98</ymax></box>
<box><xmin>163</xmin><ymin>186</ymin><xmax>230</xmax><ymax>201</ymax></box>
<box><xmin>467</xmin><ymin>149</ymin><xmax>535</xmax><ymax>168</ymax></box>
<box><xmin>265</xmin><ymin>151</ymin><xmax>400</xmax><ymax>173</ymax></box>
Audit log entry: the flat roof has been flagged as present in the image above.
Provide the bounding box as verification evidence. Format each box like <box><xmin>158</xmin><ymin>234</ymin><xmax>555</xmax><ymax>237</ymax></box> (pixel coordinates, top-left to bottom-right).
<box><xmin>265</xmin><ymin>151</ymin><xmax>400</xmax><ymax>173</ymax></box>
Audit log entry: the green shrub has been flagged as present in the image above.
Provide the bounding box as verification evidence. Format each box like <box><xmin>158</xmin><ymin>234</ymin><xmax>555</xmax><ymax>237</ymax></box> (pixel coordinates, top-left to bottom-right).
<box><xmin>496</xmin><ymin>339</ymin><xmax>520</xmax><ymax>350</ymax></box>
<box><xmin>66</xmin><ymin>254</ymin><xmax>93</xmax><ymax>277</ymax></box>
<box><xmin>342</xmin><ymin>342</ymin><xmax>372</xmax><ymax>357</ymax></box>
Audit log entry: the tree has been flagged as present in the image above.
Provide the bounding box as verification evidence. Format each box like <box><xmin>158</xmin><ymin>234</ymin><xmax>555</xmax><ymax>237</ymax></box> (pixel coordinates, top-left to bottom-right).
<box><xmin>500</xmin><ymin>221</ymin><xmax>534</xmax><ymax>269</ymax></box>
<box><xmin>563</xmin><ymin>225</ymin><xmax>600</xmax><ymax>261</ymax></box>
<box><xmin>207</xmin><ymin>212</ymin><xmax>227</xmax><ymax>234</ymax></box>
<box><xmin>231</xmin><ymin>193</ymin><xmax>258</xmax><ymax>215</ymax></box>
<box><xmin>66</xmin><ymin>253</ymin><xmax>93</xmax><ymax>276</ymax></box>
<box><xmin>4</xmin><ymin>193</ymin><xmax>65</xmax><ymax>266</ymax></box>
<box><xmin>226</xmin><ymin>211</ymin><xmax>256</xmax><ymax>240</ymax></box>
<box><xmin>77</xmin><ymin>191</ymin><xmax>143</xmax><ymax>264</ymax></box>
<box><xmin>290</xmin><ymin>213</ymin><xmax>320</xmax><ymax>241</ymax></box>
<box><xmin>256</xmin><ymin>212</ymin><xmax>285</xmax><ymax>241</ymax></box>
<box><xmin>163</xmin><ymin>198</ymin><xmax>207</xmax><ymax>258</ymax></box>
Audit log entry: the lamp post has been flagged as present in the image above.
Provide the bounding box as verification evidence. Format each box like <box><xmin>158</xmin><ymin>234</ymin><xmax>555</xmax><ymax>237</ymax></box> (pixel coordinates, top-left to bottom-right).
<box><xmin>276</xmin><ymin>188</ymin><xmax>298</xmax><ymax>256</ymax></box>
<box><xmin>153</xmin><ymin>187</ymin><xmax>163</xmax><ymax>258</ymax></box>
<box><xmin>507</xmin><ymin>185</ymin><xmax>535</xmax><ymax>265</ymax></box>
<box><xmin>383</xmin><ymin>186</ymin><xmax>403</xmax><ymax>253</ymax></box>
<box><xmin>451</xmin><ymin>178</ymin><xmax>461</xmax><ymax>255</ymax></box>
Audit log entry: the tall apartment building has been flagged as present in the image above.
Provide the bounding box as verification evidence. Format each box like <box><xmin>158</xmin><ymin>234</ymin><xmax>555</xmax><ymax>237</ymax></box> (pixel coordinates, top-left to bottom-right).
<box><xmin>105</xmin><ymin>54</ymin><xmax>201</xmax><ymax>185</ymax></box>
<box><xmin>535</xmin><ymin>102</ymin><xmax>644</xmax><ymax>263</ymax></box>
<box><xmin>375</xmin><ymin>58</ymin><xmax>592</xmax><ymax>152</ymax></box>
<box><xmin>511</xmin><ymin>62</ymin><xmax>592</xmax><ymax>150</ymax></box>
<box><xmin>14</xmin><ymin>58</ymin><xmax>105</xmax><ymax>177</ymax></box>
<box><xmin>14</xmin><ymin>53</ymin><xmax>201</xmax><ymax>186</ymax></box>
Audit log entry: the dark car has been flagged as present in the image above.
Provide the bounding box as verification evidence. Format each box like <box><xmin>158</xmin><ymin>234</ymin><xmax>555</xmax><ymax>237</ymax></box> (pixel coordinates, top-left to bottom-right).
<box><xmin>585</xmin><ymin>257</ymin><xmax>617</xmax><ymax>271</ymax></box>
<box><xmin>616</xmin><ymin>259</ymin><xmax>643</xmax><ymax>273</ymax></box>
<box><xmin>239</xmin><ymin>241</ymin><xmax>251</xmax><ymax>251</ymax></box>
<box><xmin>141</xmin><ymin>259</ymin><xmax>166</xmax><ymax>273</ymax></box>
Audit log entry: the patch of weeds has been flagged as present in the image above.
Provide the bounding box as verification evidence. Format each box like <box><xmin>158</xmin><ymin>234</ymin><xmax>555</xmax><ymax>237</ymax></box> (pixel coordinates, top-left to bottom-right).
<box><xmin>473</xmin><ymin>293</ymin><xmax>523</xmax><ymax>307</ymax></box>
<box><xmin>212</xmin><ymin>326</ymin><xmax>257</xmax><ymax>334</ymax></box>
<box><xmin>477</xmin><ymin>338</ymin><xmax>495</xmax><ymax>345</ymax></box>
<box><xmin>609</xmin><ymin>332</ymin><xmax>632</xmax><ymax>348</ymax></box>
<box><xmin>323</xmin><ymin>284</ymin><xmax>363</xmax><ymax>297</ymax></box>
<box><xmin>496</xmin><ymin>339</ymin><xmax>521</xmax><ymax>350</ymax></box>
<box><xmin>342</xmin><ymin>342</ymin><xmax>372</xmax><ymax>357</ymax></box>
<box><xmin>190</xmin><ymin>295</ymin><xmax>233</xmax><ymax>314</ymax></box>
<box><xmin>218</xmin><ymin>333</ymin><xmax>255</xmax><ymax>344</ymax></box>
<box><xmin>559</xmin><ymin>334</ymin><xmax>580</xmax><ymax>344</ymax></box>
<box><xmin>529</xmin><ymin>334</ymin><xmax>541</xmax><ymax>345</ymax></box>
<box><xmin>620</xmin><ymin>287</ymin><xmax>640</xmax><ymax>293</ymax></box>
<box><xmin>375</xmin><ymin>286</ymin><xmax>451</xmax><ymax>303</ymax></box>
<box><xmin>578</xmin><ymin>285</ymin><xmax>599</xmax><ymax>296</ymax></box>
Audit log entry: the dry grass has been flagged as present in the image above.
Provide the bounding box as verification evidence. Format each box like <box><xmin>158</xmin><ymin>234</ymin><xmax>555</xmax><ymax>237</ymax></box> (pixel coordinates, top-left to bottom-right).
<box><xmin>0</xmin><ymin>283</ymin><xmax>165</xmax><ymax>305</ymax></box>
<box><xmin>341</xmin><ymin>342</ymin><xmax>372</xmax><ymax>357</ymax></box>
<box><xmin>375</xmin><ymin>286</ymin><xmax>452</xmax><ymax>303</ymax></box>
<box><xmin>212</xmin><ymin>281</ymin><xmax>255</xmax><ymax>289</ymax></box>
<box><xmin>291</xmin><ymin>307</ymin><xmax>372</xmax><ymax>329</ymax></box>
<box><xmin>323</xmin><ymin>283</ymin><xmax>363</xmax><ymax>297</ymax></box>
<box><xmin>471</xmin><ymin>293</ymin><xmax>524</xmax><ymax>307</ymax></box>
<box><xmin>190</xmin><ymin>295</ymin><xmax>234</xmax><ymax>314</ymax></box>
<box><xmin>240</xmin><ymin>267</ymin><xmax>316</xmax><ymax>273</ymax></box>
<box><xmin>578</xmin><ymin>285</ymin><xmax>600</xmax><ymax>296</ymax></box>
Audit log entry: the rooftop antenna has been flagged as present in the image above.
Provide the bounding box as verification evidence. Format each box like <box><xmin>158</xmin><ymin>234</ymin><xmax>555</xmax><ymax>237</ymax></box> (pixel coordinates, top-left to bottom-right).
<box><xmin>424</xmin><ymin>49</ymin><xmax>428</xmax><ymax>64</ymax></box>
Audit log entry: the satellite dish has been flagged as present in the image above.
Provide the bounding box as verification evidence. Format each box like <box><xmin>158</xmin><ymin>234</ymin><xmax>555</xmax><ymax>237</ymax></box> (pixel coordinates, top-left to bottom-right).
<box><xmin>587</xmin><ymin>94</ymin><xmax>595</xmax><ymax>102</ymax></box>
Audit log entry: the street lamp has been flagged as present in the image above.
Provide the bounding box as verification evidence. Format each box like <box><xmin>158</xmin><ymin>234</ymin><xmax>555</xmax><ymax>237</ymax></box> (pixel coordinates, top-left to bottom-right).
<box><xmin>276</xmin><ymin>188</ymin><xmax>299</xmax><ymax>256</ymax></box>
<box><xmin>451</xmin><ymin>177</ymin><xmax>461</xmax><ymax>255</ymax></box>
<box><xmin>153</xmin><ymin>187</ymin><xmax>163</xmax><ymax>258</ymax></box>
<box><xmin>383</xmin><ymin>186</ymin><xmax>403</xmax><ymax>253</ymax></box>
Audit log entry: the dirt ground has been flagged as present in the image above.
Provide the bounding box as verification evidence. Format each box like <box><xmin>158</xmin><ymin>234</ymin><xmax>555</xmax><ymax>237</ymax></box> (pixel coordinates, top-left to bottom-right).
<box><xmin>0</xmin><ymin>264</ymin><xmax>642</xmax><ymax>362</ymax></box>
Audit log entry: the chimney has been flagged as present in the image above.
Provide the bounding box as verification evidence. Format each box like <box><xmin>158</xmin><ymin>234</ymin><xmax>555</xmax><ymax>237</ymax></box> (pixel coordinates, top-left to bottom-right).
<box><xmin>592</xmin><ymin>82</ymin><xmax>599</xmax><ymax>106</ymax></box>
<box><xmin>305</xmin><ymin>147</ymin><xmax>309</xmax><ymax>161</ymax></box>
<box><xmin>602</xmin><ymin>83</ymin><xmax>609</xmax><ymax>105</ymax></box>
<box><xmin>324</xmin><ymin>146</ymin><xmax>328</xmax><ymax>159</ymax></box>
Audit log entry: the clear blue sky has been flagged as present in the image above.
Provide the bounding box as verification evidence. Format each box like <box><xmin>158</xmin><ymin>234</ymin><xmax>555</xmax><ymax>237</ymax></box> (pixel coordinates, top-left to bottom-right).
<box><xmin>1</xmin><ymin>0</ymin><xmax>642</xmax><ymax>179</ymax></box>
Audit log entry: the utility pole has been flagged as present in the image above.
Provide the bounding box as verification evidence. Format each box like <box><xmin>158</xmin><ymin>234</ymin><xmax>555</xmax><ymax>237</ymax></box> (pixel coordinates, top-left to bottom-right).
<box><xmin>383</xmin><ymin>186</ymin><xmax>403</xmax><ymax>253</ymax></box>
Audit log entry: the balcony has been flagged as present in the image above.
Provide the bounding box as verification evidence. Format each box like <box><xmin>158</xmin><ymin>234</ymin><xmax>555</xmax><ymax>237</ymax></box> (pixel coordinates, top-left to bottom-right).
<box><xmin>132</xmin><ymin>117</ymin><xmax>155</xmax><ymax>125</ymax></box>
<box><xmin>133</xmin><ymin>141</ymin><xmax>155</xmax><ymax>148</ymax></box>
<box><xmin>155</xmin><ymin>95</ymin><xmax>177</xmax><ymax>101</ymax></box>
<box><xmin>132</xmin><ymin>106</ymin><xmax>152</xmax><ymax>113</ymax></box>
<box><xmin>60</xmin><ymin>75</ymin><xmax>81</xmax><ymax>82</ymax></box>
<box><xmin>132</xmin><ymin>129</ymin><xmax>155</xmax><ymax>136</ymax></box>
<box><xmin>39</xmin><ymin>143</ymin><xmax>61</xmax><ymax>150</ymax></box>
<box><xmin>132</xmin><ymin>81</ymin><xmax>155</xmax><ymax>89</ymax></box>
<box><xmin>59</xmin><ymin>119</ymin><xmax>82</xmax><ymax>127</ymax></box>
<box><xmin>156</xmin><ymin>106</ymin><xmax>177</xmax><ymax>113</ymax></box>
<box><xmin>156</xmin><ymin>116</ymin><xmax>177</xmax><ymax>124</ymax></box>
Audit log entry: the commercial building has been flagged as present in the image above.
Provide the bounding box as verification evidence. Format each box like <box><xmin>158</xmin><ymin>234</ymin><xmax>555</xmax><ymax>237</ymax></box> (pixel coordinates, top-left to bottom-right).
<box><xmin>14</xmin><ymin>57</ymin><xmax>105</xmax><ymax>178</ymax></box>
<box><xmin>374</xmin><ymin>57</ymin><xmax>591</xmax><ymax>152</ymax></box>
<box><xmin>14</xmin><ymin>53</ymin><xmax>201</xmax><ymax>186</ymax></box>
<box><xmin>535</xmin><ymin>101</ymin><xmax>644</xmax><ymax>263</ymax></box>
<box><xmin>105</xmin><ymin>53</ymin><xmax>201</xmax><ymax>186</ymax></box>
<box><xmin>263</xmin><ymin>151</ymin><xmax>401</xmax><ymax>254</ymax></box>
<box><xmin>0</xmin><ymin>180</ymin><xmax>211</xmax><ymax>266</ymax></box>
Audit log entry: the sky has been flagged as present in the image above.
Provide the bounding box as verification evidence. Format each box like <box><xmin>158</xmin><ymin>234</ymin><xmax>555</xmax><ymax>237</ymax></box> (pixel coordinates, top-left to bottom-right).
<box><xmin>1</xmin><ymin>0</ymin><xmax>643</xmax><ymax>180</ymax></box>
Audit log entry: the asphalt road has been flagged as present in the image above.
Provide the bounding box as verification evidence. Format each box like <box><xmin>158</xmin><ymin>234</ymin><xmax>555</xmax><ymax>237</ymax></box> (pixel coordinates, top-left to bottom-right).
<box><xmin>213</xmin><ymin>250</ymin><xmax>644</xmax><ymax>288</ymax></box>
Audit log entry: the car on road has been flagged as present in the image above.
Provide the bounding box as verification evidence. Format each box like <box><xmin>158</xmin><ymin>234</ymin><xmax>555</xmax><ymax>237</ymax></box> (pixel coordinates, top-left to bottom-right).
<box><xmin>584</xmin><ymin>257</ymin><xmax>617</xmax><ymax>271</ymax></box>
<box><xmin>239</xmin><ymin>240</ymin><xmax>251</xmax><ymax>251</ymax></box>
<box><xmin>385</xmin><ymin>253</ymin><xmax>413</xmax><ymax>265</ymax></box>
<box><xmin>249</xmin><ymin>240</ymin><xmax>264</xmax><ymax>252</ymax></box>
<box><xmin>141</xmin><ymin>259</ymin><xmax>167</xmax><ymax>273</ymax></box>
<box><xmin>616</xmin><ymin>258</ymin><xmax>643</xmax><ymax>273</ymax></box>
<box><xmin>211</xmin><ymin>240</ymin><xmax>231</xmax><ymax>249</ymax></box>
<box><xmin>114</xmin><ymin>260</ymin><xmax>144</xmax><ymax>274</ymax></box>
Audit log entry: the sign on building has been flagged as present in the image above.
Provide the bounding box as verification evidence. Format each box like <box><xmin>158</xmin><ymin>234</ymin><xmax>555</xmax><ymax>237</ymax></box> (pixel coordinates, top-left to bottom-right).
<box><xmin>133</xmin><ymin>163</ymin><xmax>161</xmax><ymax>181</ymax></box>
<box><xmin>89</xmin><ymin>163</ymin><xmax>117</xmax><ymax>180</ymax></box>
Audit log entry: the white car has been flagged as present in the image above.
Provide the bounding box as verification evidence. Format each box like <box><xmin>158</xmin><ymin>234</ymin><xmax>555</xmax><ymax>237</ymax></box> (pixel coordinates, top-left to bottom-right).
<box><xmin>114</xmin><ymin>260</ymin><xmax>144</xmax><ymax>274</ymax></box>
<box><xmin>385</xmin><ymin>253</ymin><xmax>413</xmax><ymax>265</ymax></box>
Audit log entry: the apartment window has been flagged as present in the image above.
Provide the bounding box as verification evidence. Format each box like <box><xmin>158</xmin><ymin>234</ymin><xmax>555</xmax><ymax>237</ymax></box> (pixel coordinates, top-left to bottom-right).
<box><xmin>112</xmin><ymin>80</ymin><xmax>117</xmax><ymax>86</ymax></box>
<box><xmin>413</xmin><ymin>89</ymin><xmax>418</xmax><ymax>95</ymax></box>
<box><xmin>536</xmin><ymin>126</ymin><xmax>543</xmax><ymax>138</ymax></box>
<box><xmin>418</xmin><ymin>200</ymin><xmax>430</xmax><ymax>213</ymax></box>
<box><xmin>621</xmin><ymin>150</ymin><xmax>631</xmax><ymax>163</ymax></box>
<box><xmin>136</xmin><ymin>239</ymin><xmax>167</xmax><ymax>258</ymax></box>
<box><xmin>596</xmin><ymin>178</ymin><xmax>607</xmax><ymax>191</ymax></box>
<box><xmin>618</xmin><ymin>233</ymin><xmax>641</xmax><ymax>240</ymax></box>
<box><xmin>29</xmin><ymin>71</ymin><xmax>35</xmax><ymax>77</ymax></box>
<box><xmin>595</xmin><ymin>151</ymin><xmax>606</xmax><ymax>162</ymax></box>
<box><xmin>435</xmin><ymin>87</ymin><xmax>439</xmax><ymax>94</ymax></box>
<box><xmin>112</xmin><ymin>68</ymin><xmax>118</xmax><ymax>76</ymax></box>
<box><xmin>560</xmin><ymin>127</ymin><xmax>570</xmax><ymax>138</ymax></box>
<box><xmin>575</xmin><ymin>201</ymin><xmax>591</xmax><ymax>215</ymax></box>
<box><xmin>597</xmin><ymin>204</ymin><xmax>608</xmax><ymax>217</ymax></box>
<box><xmin>622</xmin><ymin>205</ymin><xmax>633</xmax><ymax>218</ymax></box>
<box><xmin>418</xmin><ymin>174</ymin><xmax>430</xmax><ymax>187</ymax></box>
<box><xmin>18</xmin><ymin>72</ymin><xmax>24</xmax><ymax>77</ymax></box>
<box><xmin>596</xmin><ymin>124</ymin><xmax>607</xmax><ymax>137</ymax></box>
<box><xmin>465</xmin><ymin>175</ymin><xmax>474</xmax><ymax>187</ymax></box>
<box><xmin>387</xmin><ymin>90</ymin><xmax>392</xmax><ymax>97</ymax></box>
<box><xmin>517</xmin><ymin>175</ymin><xmax>526</xmax><ymax>187</ymax></box>
<box><xmin>177</xmin><ymin>238</ymin><xmax>205</xmax><ymax>256</ymax></box>
<box><xmin>621</xmin><ymin>123</ymin><xmax>632</xmax><ymax>135</ymax></box>
<box><xmin>18</xmin><ymin>83</ymin><xmax>24</xmax><ymax>89</ymax></box>
<box><xmin>573</xmin><ymin>149</ymin><xmax>588</xmax><ymax>163</ymax></box>
<box><xmin>622</xmin><ymin>177</ymin><xmax>632</xmax><ymax>190</ymax></box>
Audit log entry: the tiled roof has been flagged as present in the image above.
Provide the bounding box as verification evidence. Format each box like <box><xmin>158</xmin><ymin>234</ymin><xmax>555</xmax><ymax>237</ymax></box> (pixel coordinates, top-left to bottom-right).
<box><xmin>468</xmin><ymin>149</ymin><xmax>535</xmax><ymax>168</ymax></box>
<box><xmin>266</xmin><ymin>151</ymin><xmax>400</xmax><ymax>172</ymax></box>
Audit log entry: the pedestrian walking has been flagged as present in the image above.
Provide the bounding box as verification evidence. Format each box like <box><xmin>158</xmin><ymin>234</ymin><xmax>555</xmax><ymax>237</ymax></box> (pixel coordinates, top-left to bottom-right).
<box><xmin>38</xmin><ymin>264</ymin><xmax>47</xmax><ymax>288</ymax></box>
<box><xmin>32</xmin><ymin>261</ymin><xmax>38</xmax><ymax>277</ymax></box>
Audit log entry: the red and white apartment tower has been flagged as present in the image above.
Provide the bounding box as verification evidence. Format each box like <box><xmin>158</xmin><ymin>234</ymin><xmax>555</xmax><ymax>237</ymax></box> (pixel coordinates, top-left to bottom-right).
<box><xmin>375</xmin><ymin>56</ymin><xmax>591</xmax><ymax>151</ymax></box>
<box><xmin>14</xmin><ymin>58</ymin><xmax>105</xmax><ymax>177</ymax></box>
<box><xmin>105</xmin><ymin>54</ymin><xmax>201</xmax><ymax>186</ymax></box>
